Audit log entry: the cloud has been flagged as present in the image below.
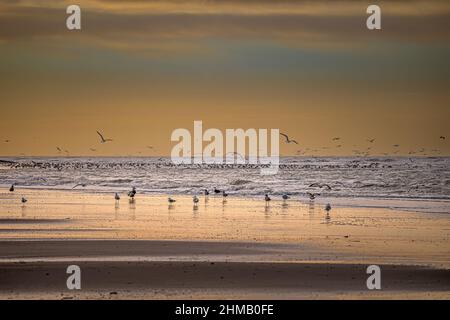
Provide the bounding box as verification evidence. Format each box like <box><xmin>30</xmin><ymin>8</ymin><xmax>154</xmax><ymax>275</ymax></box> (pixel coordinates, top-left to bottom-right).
<box><xmin>0</xmin><ymin>0</ymin><xmax>449</xmax><ymax>53</ymax></box>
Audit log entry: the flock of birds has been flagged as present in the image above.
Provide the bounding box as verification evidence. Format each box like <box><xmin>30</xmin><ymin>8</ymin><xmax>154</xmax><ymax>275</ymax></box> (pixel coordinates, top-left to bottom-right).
<box><xmin>2</xmin><ymin>131</ymin><xmax>447</xmax><ymax>157</ymax></box>
<box><xmin>112</xmin><ymin>185</ymin><xmax>333</xmax><ymax>212</ymax></box>
<box><xmin>9</xmin><ymin>182</ymin><xmax>333</xmax><ymax>213</ymax></box>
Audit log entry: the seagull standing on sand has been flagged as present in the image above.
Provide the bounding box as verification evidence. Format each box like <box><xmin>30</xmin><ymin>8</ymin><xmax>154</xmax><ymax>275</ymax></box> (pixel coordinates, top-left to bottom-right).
<box><xmin>307</xmin><ymin>192</ymin><xmax>320</xmax><ymax>200</ymax></box>
<box><xmin>204</xmin><ymin>189</ymin><xmax>210</xmax><ymax>196</ymax></box>
<box><xmin>265</xmin><ymin>194</ymin><xmax>271</xmax><ymax>203</ymax></box>
<box><xmin>168</xmin><ymin>197</ymin><xmax>176</xmax><ymax>203</ymax></box>
<box><xmin>9</xmin><ymin>185</ymin><xmax>14</xmax><ymax>192</ymax></box>
<box><xmin>280</xmin><ymin>133</ymin><xmax>298</xmax><ymax>144</ymax></box>
<box><xmin>282</xmin><ymin>194</ymin><xmax>290</xmax><ymax>201</ymax></box>
<box><xmin>115</xmin><ymin>193</ymin><xmax>120</xmax><ymax>202</ymax></box>
<box><xmin>325</xmin><ymin>203</ymin><xmax>331</xmax><ymax>212</ymax></box>
<box><xmin>213</xmin><ymin>187</ymin><xmax>221</xmax><ymax>194</ymax></box>
<box><xmin>21</xmin><ymin>197</ymin><xmax>27</xmax><ymax>204</ymax></box>
<box><xmin>222</xmin><ymin>191</ymin><xmax>228</xmax><ymax>198</ymax></box>
<box><xmin>128</xmin><ymin>187</ymin><xmax>136</xmax><ymax>199</ymax></box>
<box><xmin>96</xmin><ymin>131</ymin><xmax>113</xmax><ymax>143</ymax></box>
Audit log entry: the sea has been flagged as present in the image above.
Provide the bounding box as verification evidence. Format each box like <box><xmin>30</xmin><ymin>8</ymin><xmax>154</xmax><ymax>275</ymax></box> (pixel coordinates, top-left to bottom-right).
<box><xmin>1</xmin><ymin>156</ymin><xmax>449</xmax><ymax>213</ymax></box>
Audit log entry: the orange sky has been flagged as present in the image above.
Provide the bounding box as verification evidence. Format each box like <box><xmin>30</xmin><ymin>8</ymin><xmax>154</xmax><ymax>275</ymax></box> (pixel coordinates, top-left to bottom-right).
<box><xmin>0</xmin><ymin>0</ymin><xmax>449</xmax><ymax>156</ymax></box>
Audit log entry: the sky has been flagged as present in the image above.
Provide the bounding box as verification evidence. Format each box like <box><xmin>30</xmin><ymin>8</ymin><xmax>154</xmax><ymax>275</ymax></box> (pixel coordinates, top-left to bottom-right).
<box><xmin>0</xmin><ymin>0</ymin><xmax>449</xmax><ymax>157</ymax></box>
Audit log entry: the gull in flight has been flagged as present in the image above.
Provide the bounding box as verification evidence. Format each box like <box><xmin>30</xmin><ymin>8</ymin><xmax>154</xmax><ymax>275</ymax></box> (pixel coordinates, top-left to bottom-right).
<box><xmin>96</xmin><ymin>131</ymin><xmax>113</xmax><ymax>143</ymax></box>
<box><xmin>332</xmin><ymin>137</ymin><xmax>340</xmax><ymax>141</ymax></box>
<box><xmin>56</xmin><ymin>147</ymin><xmax>62</xmax><ymax>153</ymax></box>
<box><xmin>193</xmin><ymin>196</ymin><xmax>199</xmax><ymax>206</ymax></box>
<box><xmin>280</xmin><ymin>133</ymin><xmax>298</xmax><ymax>144</ymax></box>
<box><xmin>440</xmin><ymin>136</ymin><xmax>446</xmax><ymax>140</ymax></box>
<box><xmin>72</xmin><ymin>183</ymin><xmax>87</xmax><ymax>189</ymax></box>
<box><xmin>367</xmin><ymin>138</ymin><xmax>375</xmax><ymax>143</ymax></box>
<box><xmin>309</xmin><ymin>183</ymin><xmax>332</xmax><ymax>191</ymax></box>
<box><xmin>90</xmin><ymin>148</ymin><xmax>97</xmax><ymax>152</ymax></box>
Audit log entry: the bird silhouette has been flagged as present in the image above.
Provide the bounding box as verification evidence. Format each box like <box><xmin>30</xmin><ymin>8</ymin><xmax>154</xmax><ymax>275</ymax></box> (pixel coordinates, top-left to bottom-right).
<box><xmin>440</xmin><ymin>136</ymin><xmax>446</xmax><ymax>140</ymax></box>
<box><xmin>280</xmin><ymin>133</ymin><xmax>298</xmax><ymax>144</ymax></box>
<box><xmin>96</xmin><ymin>131</ymin><xmax>113</xmax><ymax>143</ymax></box>
<box><xmin>168</xmin><ymin>197</ymin><xmax>176</xmax><ymax>203</ymax></box>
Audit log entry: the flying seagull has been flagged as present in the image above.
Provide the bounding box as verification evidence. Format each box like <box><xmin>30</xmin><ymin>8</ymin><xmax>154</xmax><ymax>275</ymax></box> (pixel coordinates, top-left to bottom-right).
<box><xmin>440</xmin><ymin>136</ymin><xmax>446</xmax><ymax>140</ymax></box>
<box><xmin>367</xmin><ymin>139</ymin><xmax>375</xmax><ymax>143</ymax></box>
<box><xmin>146</xmin><ymin>146</ymin><xmax>154</xmax><ymax>149</ymax></box>
<box><xmin>96</xmin><ymin>131</ymin><xmax>113</xmax><ymax>143</ymax></box>
<box><xmin>90</xmin><ymin>148</ymin><xmax>97</xmax><ymax>152</ymax></box>
<box><xmin>332</xmin><ymin>137</ymin><xmax>340</xmax><ymax>141</ymax></box>
<box><xmin>309</xmin><ymin>183</ymin><xmax>332</xmax><ymax>190</ymax></box>
<box><xmin>72</xmin><ymin>183</ymin><xmax>87</xmax><ymax>189</ymax></box>
<box><xmin>280</xmin><ymin>133</ymin><xmax>298</xmax><ymax>144</ymax></box>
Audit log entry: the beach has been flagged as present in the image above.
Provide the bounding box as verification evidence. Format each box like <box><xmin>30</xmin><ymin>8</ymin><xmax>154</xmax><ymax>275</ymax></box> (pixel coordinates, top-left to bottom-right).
<box><xmin>0</xmin><ymin>188</ymin><xmax>449</xmax><ymax>299</ymax></box>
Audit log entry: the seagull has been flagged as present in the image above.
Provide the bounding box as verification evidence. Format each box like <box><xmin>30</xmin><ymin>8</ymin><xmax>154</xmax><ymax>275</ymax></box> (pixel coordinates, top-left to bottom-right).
<box><xmin>367</xmin><ymin>139</ymin><xmax>375</xmax><ymax>143</ymax></box>
<box><xmin>56</xmin><ymin>147</ymin><xmax>62</xmax><ymax>153</ymax></box>
<box><xmin>325</xmin><ymin>203</ymin><xmax>331</xmax><ymax>212</ymax></box>
<box><xmin>332</xmin><ymin>137</ymin><xmax>340</xmax><ymax>141</ymax></box>
<box><xmin>307</xmin><ymin>192</ymin><xmax>320</xmax><ymax>200</ymax></box>
<box><xmin>393</xmin><ymin>144</ymin><xmax>400</xmax><ymax>148</ymax></box>
<box><xmin>96</xmin><ymin>131</ymin><xmax>113</xmax><ymax>143</ymax></box>
<box><xmin>9</xmin><ymin>185</ymin><xmax>14</xmax><ymax>192</ymax></box>
<box><xmin>309</xmin><ymin>183</ymin><xmax>332</xmax><ymax>191</ymax></box>
<box><xmin>146</xmin><ymin>146</ymin><xmax>154</xmax><ymax>149</ymax></box>
<box><xmin>265</xmin><ymin>194</ymin><xmax>271</xmax><ymax>202</ymax></box>
<box><xmin>193</xmin><ymin>196</ymin><xmax>199</xmax><ymax>205</ymax></box>
<box><xmin>21</xmin><ymin>197</ymin><xmax>27</xmax><ymax>204</ymax></box>
<box><xmin>282</xmin><ymin>194</ymin><xmax>290</xmax><ymax>200</ymax></box>
<box><xmin>280</xmin><ymin>133</ymin><xmax>298</xmax><ymax>144</ymax></box>
<box><xmin>440</xmin><ymin>136</ymin><xmax>446</xmax><ymax>140</ymax></box>
<box><xmin>115</xmin><ymin>193</ymin><xmax>120</xmax><ymax>202</ymax></box>
<box><xmin>90</xmin><ymin>148</ymin><xmax>97</xmax><ymax>152</ymax></box>
<box><xmin>213</xmin><ymin>187</ymin><xmax>221</xmax><ymax>194</ymax></box>
<box><xmin>204</xmin><ymin>189</ymin><xmax>210</xmax><ymax>196</ymax></box>
<box><xmin>128</xmin><ymin>187</ymin><xmax>136</xmax><ymax>198</ymax></box>
<box><xmin>168</xmin><ymin>197</ymin><xmax>176</xmax><ymax>203</ymax></box>
<box><xmin>222</xmin><ymin>191</ymin><xmax>228</xmax><ymax>198</ymax></box>
<box><xmin>72</xmin><ymin>183</ymin><xmax>87</xmax><ymax>189</ymax></box>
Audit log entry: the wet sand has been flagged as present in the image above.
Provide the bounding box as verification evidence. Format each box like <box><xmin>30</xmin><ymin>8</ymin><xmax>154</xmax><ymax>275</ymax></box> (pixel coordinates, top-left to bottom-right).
<box><xmin>0</xmin><ymin>189</ymin><xmax>449</xmax><ymax>299</ymax></box>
